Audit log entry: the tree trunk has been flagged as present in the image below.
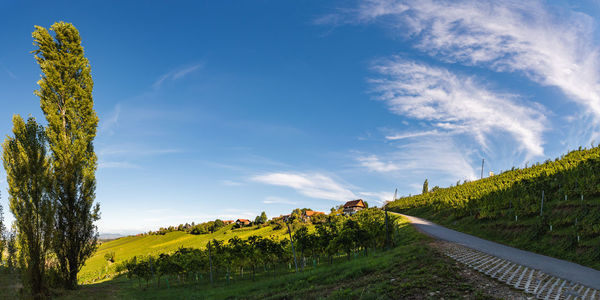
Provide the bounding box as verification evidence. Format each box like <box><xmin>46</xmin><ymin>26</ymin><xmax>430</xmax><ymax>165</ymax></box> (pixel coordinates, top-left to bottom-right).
<box><xmin>67</xmin><ymin>254</ymin><xmax>79</xmax><ymax>289</ymax></box>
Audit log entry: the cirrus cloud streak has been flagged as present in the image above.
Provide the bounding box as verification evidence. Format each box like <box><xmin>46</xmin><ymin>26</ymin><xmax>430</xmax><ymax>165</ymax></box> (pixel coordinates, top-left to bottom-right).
<box><xmin>372</xmin><ymin>58</ymin><xmax>548</xmax><ymax>158</ymax></box>
<box><xmin>251</xmin><ymin>172</ymin><xmax>357</xmax><ymax>202</ymax></box>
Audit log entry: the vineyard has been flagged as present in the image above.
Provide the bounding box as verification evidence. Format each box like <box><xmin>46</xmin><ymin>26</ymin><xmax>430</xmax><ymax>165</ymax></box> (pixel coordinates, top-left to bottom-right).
<box><xmin>387</xmin><ymin>146</ymin><xmax>600</xmax><ymax>269</ymax></box>
<box><xmin>78</xmin><ymin>221</ymin><xmax>291</xmax><ymax>283</ymax></box>
<box><xmin>116</xmin><ymin>208</ymin><xmax>399</xmax><ymax>289</ymax></box>
<box><xmin>44</xmin><ymin>214</ymin><xmax>500</xmax><ymax>299</ymax></box>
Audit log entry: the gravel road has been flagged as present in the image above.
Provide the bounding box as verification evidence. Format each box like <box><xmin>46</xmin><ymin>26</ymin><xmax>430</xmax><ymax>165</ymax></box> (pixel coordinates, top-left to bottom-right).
<box><xmin>399</xmin><ymin>213</ymin><xmax>600</xmax><ymax>290</ymax></box>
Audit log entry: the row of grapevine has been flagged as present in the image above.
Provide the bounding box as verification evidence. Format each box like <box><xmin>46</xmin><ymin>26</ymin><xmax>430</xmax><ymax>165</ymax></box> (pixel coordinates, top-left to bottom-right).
<box><xmin>388</xmin><ymin>146</ymin><xmax>600</xmax><ymax>219</ymax></box>
<box><xmin>386</xmin><ymin>146</ymin><xmax>600</xmax><ymax>268</ymax></box>
<box><xmin>118</xmin><ymin>208</ymin><xmax>399</xmax><ymax>288</ymax></box>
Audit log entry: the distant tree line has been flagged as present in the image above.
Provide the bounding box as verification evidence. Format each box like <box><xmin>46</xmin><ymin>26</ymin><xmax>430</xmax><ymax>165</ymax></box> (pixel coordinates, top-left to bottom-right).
<box><xmin>147</xmin><ymin>219</ymin><xmax>228</xmax><ymax>236</ymax></box>
<box><xmin>144</xmin><ymin>209</ymin><xmax>326</xmax><ymax>236</ymax></box>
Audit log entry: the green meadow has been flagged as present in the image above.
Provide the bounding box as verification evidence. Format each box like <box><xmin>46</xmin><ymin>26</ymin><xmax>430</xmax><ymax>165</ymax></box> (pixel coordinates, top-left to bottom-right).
<box><xmin>79</xmin><ymin>224</ymin><xmax>290</xmax><ymax>284</ymax></box>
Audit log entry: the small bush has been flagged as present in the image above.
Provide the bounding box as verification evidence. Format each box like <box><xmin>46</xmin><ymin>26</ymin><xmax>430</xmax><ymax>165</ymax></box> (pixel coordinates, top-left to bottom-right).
<box><xmin>104</xmin><ymin>251</ymin><xmax>116</xmax><ymax>263</ymax></box>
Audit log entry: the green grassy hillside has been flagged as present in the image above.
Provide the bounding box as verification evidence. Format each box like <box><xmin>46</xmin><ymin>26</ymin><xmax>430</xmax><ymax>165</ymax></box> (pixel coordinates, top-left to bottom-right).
<box><xmin>53</xmin><ymin>216</ymin><xmax>501</xmax><ymax>300</ymax></box>
<box><xmin>79</xmin><ymin>223</ymin><xmax>290</xmax><ymax>284</ymax></box>
<box><xmin>387</xmin><ymin>146</ymin><xmax>600</xmax><ymax>269</ymax></box>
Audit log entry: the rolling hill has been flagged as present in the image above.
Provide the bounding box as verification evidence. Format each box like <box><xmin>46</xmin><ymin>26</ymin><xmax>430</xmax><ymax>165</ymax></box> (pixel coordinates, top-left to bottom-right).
<box><xmin>79</xmin><ymin>223</ymin><xmax>290</xmax><ymax>283</ymax></box>
<box><xmin>387</xmin><ymin>146</ymin><xmax>600</xmax><ymax>270</ymax></box>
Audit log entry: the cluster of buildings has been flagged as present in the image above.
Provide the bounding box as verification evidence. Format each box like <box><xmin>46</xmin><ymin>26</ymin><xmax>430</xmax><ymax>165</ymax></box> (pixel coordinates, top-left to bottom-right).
<box><xmin>230</xmin><ymin>199</ymin><xmax>368</xmax><ymax>227</ymax></box>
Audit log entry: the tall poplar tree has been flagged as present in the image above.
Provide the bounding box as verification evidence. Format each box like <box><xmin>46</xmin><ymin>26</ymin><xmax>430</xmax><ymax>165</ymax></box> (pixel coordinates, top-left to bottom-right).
<box><xmin>0</xmin><ymin>199</ymin><xmax>5</xmax><ymax>266</ymax></box>
<box><xmin>2</xmin><ymin>115</ymin><xmax>54</xmax><ymax>298</ymax></box>
<box><xmin>422</xmin><ymin>179</ymin><xmax>429</xmax><ymax>194</ymax></box>
<box><xmin>32</xmin><ymin>22</ymin><xmax>100</xmax><ymax>289</ymax></box>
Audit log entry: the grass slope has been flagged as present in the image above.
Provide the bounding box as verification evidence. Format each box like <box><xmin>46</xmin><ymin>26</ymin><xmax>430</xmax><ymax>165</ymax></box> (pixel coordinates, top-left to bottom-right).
<box><xmin>55</xmin><ymin>216</ymin><xmax>496</xmax><ymax>299</ymax></box>
<box><xmin>388</xmin><ymin>147</ymin><xmax>600</xmax><ymax>270</ymax></box>
<box><xmin>80</xmin><ymin>224</ymin><xmax>290</xmax><ymax>283</ymax></box>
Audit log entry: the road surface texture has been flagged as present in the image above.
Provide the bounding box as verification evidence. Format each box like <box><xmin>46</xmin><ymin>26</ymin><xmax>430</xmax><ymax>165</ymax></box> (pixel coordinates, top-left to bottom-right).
<box><xmin>400</xmin><ymin>213</ymin><xmax>600</xmax><ymax>299</ymax></box>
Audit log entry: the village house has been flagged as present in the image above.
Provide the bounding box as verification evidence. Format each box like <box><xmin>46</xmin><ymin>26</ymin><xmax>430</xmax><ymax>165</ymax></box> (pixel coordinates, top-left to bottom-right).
<box><xmin>223</xmin><ymin>220</ymin><xmax>234</xmax><ymax>225</ymax></box>
<box><xmin>343</xmin><ymin>199</ymin><xmax>366</xmax><ymax>215</ymax></box>
<box><xmin>236</xmin><ymin>219</ymin><xmax>250</xmax><ymax>226</ymax></box>
<box><xmin>302</xmin><ymin>210</ymin><xmax>325</xmax><ymax>221</ymax></box>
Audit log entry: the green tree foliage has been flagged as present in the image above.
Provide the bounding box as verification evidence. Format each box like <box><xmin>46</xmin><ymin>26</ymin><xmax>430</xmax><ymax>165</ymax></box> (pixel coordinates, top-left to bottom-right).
<box><xmin>6</xmin><ymin>226</ymin><xmax>17</xmax><ymax>271</ymax></box>
<box><xmin>334</xmin><ymin>218</ymin><xmax>363</xmax><ymax>260</ymax></box>
<box><xmin>422</xmin><ymin>179</ymin><xmax>429</xmax><ymax>194</ymax></box>
<box><xmin>119</xmin><ymin>209</ymin><xmax>399</xmax><ymax>288</ymax></box>
<box><xmin>2</xmin><ymin>116</ymin><xmax>54</xmax><ymax>298</ymax></box>
<box><xmin>256</xmin><ymin>211</ymin><xmax>268</xmax><ymax>225</ymax></box>
<box><xmin>104</xmin><ymin>252</ymin><xmax>115</xmax><ymax>263</ymax></box>
<box><xmin>311</xmin><ymin>213</ymin><xmax>327</xmax><ymax>224</ymax></box>
<box><xmin>293</xmin><ymin>227</ymin><xmax>313</xmax><ymax>263</ymax></box>
<box><xmin>354</xmin><ymin>209</ymin><xmax>386</xmax><ymax>255</ymax></box>
<box><xmin>32</xmin><ymin>22</ymin><xmax>100</xmax><ymax>289</ymax></box>
<box><xmin>0</xmin><ymin>199</ymin><xmax>5</xmax><ymax>266</ymax></box>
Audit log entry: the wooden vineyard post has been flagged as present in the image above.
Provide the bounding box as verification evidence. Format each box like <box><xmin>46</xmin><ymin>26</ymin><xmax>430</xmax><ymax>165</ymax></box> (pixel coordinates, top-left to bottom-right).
<box><xmin>540</xmin><ymin>190</ymin><xmax>544</xmax><ymax>216</ymax></box>
<box><xmin>286</xmin><ymin>222</ymin><xmax>299</xmax><ymax>273</ymax></box>
<box><xmin>208</xmin><ymin>241</ymin><xmax>214</xmax><ymax>285</ymax></box>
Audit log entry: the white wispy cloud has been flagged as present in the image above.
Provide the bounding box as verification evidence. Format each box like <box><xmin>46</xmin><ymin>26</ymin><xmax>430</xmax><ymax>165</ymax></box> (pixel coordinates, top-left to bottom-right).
<box><xmin>97</xmin><ymin>145</ymin><xmax>182</xmax><ymax>169</ymax></box>
<box><xmin>372</xmin><ymin>58</ymin><xmax>548</xmax><ymax>157</ymax></box>
<box><xmin>338</xmin><ymin>0</ymin><xmax>600</xmax><ymax>119</ymax></box>
<box><xmin>385</xmin><ymin>129</ymin><xmax>439</xmax><ymax>140</ymax></box>
<box><xmin>221</xmin><ymin>180</ymin><xmax>244</xmax><ymax>186</ymax></box>
<box><xmin>357</xmin><ymin>155</ymin><xmax>400</xmax><ymax>172</ymax></box>
<box><xmin>262</xmin><ymin>196</ymin><xmax>298</xmax><ymax>205</ymax></box>
<box><xmin>98</xmin><ymin>146</ymin><xmax>182</xmax><ymax>156</ymax></box>
<box><xmin>388</xmin><ymin>136</ymin><xmax>478</xmax><ymax>181</ymax></box>
<box><xmin>99</xmin><ymin>103</ymin><xmax>121</xmax><ymax>135</ymax></box>
<box><xmin>3</xmin><ymin>67</ymin><xmax>16</xmax><ymax>79</ymax></box>
<box><xmin>153</xmin><ymin>63</ymin><xmax>203</xmax><ymax>88</ymax></box>
<box><xmin>251</xmin><ymin>172</ymin><xmax>357</xmax><ymax>202</ymax></box>
<box><xmin>357</xmin><ymin>191</ymin><xmax>395</xmax><ymax>204</ymax></box>
<box><xmin>98</xmin><ymin>161</ymin><xmax>140</xmax><ymax>169</ymax></box>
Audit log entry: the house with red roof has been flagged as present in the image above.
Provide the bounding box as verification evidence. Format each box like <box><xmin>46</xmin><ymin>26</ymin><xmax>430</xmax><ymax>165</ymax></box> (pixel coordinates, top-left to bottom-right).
<box><xmin>236</xmin><ymin>219</ymin><xmax>250</xmax><ymax>226</ymax></box>
<box><xmin>302</xmin><ymin>210</ymin><xmax>325</xmax><ymax>221</ymax></box>
<box><xmin>343</xmin><ymin>199</ymin><xmax>366</xmax><ymax>215</ymax></box>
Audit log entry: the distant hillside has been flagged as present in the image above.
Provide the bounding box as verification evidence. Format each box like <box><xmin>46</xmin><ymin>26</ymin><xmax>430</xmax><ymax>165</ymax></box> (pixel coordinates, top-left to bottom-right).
<box><xmin>387</xmin><ymin>146</ymin><xmax>600</xmax><ymax>269</ymax></box>
<box><xmin>80</xmin><ymin>223</ymin><xmax>292</xmax><ymax>284</ymax></box>
<box><xmin>99</xmin><ymin>233</ymin><xmax>125</xmax><ymax>241</ymax></box>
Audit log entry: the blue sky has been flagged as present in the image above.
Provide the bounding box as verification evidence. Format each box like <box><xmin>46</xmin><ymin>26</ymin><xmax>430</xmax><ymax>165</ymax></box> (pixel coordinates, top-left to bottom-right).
<box><xmin>1</xmin><ymin>0</ymin><xmax>600</xmax><ymax>234</ymax></box>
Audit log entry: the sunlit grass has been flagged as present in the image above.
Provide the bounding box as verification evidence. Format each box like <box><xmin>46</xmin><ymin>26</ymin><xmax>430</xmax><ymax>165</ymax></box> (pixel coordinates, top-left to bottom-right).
<box><xmin>79</xmin><ymin>224</ymin><xmax>290</xmax><ymax>283</ymax></box>
<box><xmin>56</xmin><ymin>216</ymin><xmax>492</xmax><ymax>299</ymax></box>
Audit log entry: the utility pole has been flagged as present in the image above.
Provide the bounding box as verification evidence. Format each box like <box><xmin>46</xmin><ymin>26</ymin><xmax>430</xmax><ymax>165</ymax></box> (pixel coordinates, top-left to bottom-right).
<box><xmin>286</xmin><ymin>222</ymin><xmax>299</xmax><ymax>273</ymax></box>
<box><xmin>208</xmin><ymin>241</ymin><xmax>213</xmax><ymax>284</ymax></box>
<box><xmin>385</xmin><ymin>188</ymin><xmax>397</xmax><ymax>249</ymax></box>
<box><xmin>481</xmin><ymin>159</ymin><xmax>485</xmax><ymax>179</ymax></box>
